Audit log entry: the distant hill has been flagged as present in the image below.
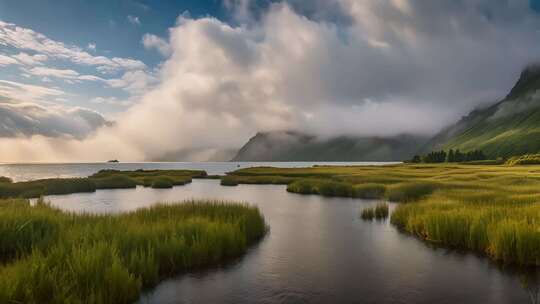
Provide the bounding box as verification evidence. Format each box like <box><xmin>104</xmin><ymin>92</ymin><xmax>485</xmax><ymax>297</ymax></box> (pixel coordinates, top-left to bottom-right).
<box><xmin>232</xmin><ymin>131</ymin><xmax>428</xmax><ymax>162</ymax></box>
<box><xmin>425</xmin><ymin>65</ymin><xmax>540</xmax><ymax>158</ymax></box>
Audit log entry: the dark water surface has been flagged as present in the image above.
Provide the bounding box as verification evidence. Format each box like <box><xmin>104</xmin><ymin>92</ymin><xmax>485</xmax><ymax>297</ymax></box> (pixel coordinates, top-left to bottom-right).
<box><xmin>39</xmin><ymin>180</ymin><xmax>536</xmax><ymax>304</ymax></box>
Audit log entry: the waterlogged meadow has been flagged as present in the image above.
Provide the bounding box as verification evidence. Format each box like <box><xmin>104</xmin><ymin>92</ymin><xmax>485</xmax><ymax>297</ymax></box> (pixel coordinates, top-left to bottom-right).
<box><xmin>0</xmin><ymin>199</ymin><xmax>266</xmax><ymax>303</ymax></box>
<box><xmin>225</xmin><ymin>164</ymin><xmax>540</xmax><ymax>266</ymax></box>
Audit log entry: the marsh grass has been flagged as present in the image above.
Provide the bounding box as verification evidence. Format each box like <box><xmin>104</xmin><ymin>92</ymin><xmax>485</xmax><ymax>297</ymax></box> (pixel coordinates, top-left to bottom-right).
<box><xmin>221</xmin><ymin>175</ymin><xmax>295</xmax><ymax>187</ymax></box>
<box><xmin>286</xmin><ymin>179</ymin><xmax>355</xmax><ymax>197</ymax></box>
<box><xmin>384</xmin><ymin>181</ymin><xmax>441</xmax><ymax>202</ymax></box>
<box><xmin>353</xmin><ymin>183</ymin><xmax>386</xmax><ymax>199</ymax></box>
<box><xmin>0</xmin><ymin>170</ymin><xmax>205</xmax><ymax>199</ymax></box>
<box><xmin>92</xmin><ymin>175</ymin><xmax>137</xmax><ymax>189</ymax></box>
<box><xmin>0</xmin><ymin>178</ymin><xmax>97</xmax><ymax>199</ymax></box>
<box><xmin>0</xmin><ymin>199</ymin><xmax>266</xmax><ymax>303</ymax></box>
<box><xmin>506</xmin><ymin>154</ymin><xmax>540</xmax><ymax>166</ymax></box>
<box><xmin>150</xmin><ymin>177</ymin><xmax>174</xmax><ymax>189</ymax></box>
<box><xmin>360</xmin><ymin>203</ymin><xmax>389</xmax><ymax>221</ymax></box>
<box><xmin>229</xmin><ymin>164</ymin><xmax>540</xmax><ymax>266</ymax></box>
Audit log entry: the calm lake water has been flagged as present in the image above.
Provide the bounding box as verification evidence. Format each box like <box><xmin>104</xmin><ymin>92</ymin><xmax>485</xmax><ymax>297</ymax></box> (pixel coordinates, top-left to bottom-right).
<box><xmin>2</xmin><ymin>163</ymin><xmax>537</xmax><ymax>303</ymax></box>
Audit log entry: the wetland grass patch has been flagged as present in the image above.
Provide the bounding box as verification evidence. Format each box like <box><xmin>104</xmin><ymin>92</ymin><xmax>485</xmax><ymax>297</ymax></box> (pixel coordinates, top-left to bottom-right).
<box><xmin>228</xmin><ymin>164</ymin><xmax>540</xmax><ymax>266</ymax></box>
<box><xmin>360</xmin><ymin>202</ymin><xmax>389</xmax><ymax>221</ymax></box>
<box><xmin>0</xmin><ymin>169</ymin><xmax>206</xmax><ymax>199</ymax></box>
<box><xmin>0</xmin><ymin>199</ymin><xmax>266</xmax><ymax>303</ymax></box>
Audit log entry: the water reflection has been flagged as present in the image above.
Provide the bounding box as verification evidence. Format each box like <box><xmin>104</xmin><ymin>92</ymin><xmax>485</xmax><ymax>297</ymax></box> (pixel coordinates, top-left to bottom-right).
<box><xmin>518</xmin><ymin>269</ymin><xmax>540</xmax><ymax>304</ymax></box>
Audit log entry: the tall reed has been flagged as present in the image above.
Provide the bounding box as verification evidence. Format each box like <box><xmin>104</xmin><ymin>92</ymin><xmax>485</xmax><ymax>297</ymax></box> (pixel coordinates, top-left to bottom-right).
<box><xmin>0</xmin><ymin>199</ymin><xmax>267</xmax><ymax>303</ymax></box>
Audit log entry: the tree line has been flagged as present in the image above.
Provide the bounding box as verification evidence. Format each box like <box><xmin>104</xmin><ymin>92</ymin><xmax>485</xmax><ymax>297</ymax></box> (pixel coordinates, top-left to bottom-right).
<box><xmin>410</xmin><ymin>149</ymin><xmax>487</xmax><ymax>163</ymax></box>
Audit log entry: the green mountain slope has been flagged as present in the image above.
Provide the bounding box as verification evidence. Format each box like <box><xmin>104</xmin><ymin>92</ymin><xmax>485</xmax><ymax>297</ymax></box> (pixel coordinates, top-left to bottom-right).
<box><xmin>426</xmin><ymin>65</ymin><xmax>540</xmax><ymax>158</ymax></box>
<box><xmin>232</xmin><ymin>131</ymin><xmax>428</xmax><ymax>162</ymax></box>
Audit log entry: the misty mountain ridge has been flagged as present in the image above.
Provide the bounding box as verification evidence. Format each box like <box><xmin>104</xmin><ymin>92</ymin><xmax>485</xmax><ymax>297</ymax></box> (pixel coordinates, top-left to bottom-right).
<box><xmin>425</xmin><ymin>64</ymin><xmax>540</xmax><ymax>158</ymax></box>
<box><xmin>232</xmin><ymin>64</ymin><xmax>540</xmax><ymax>162</ymax></box>
<box><xmin>232</xmin><ymin>131</ymin><xmax>428</xmax><ymax>162</ymax></box>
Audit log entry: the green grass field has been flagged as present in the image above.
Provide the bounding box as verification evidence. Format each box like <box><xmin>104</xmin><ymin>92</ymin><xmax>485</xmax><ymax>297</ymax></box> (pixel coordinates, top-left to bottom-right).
<box><xmin>0</xmin><ymin>199</ymin><xmax>266</xmax><ymax>303</ymax></box>
<box><xmin>225</xmin><ymin>163</ymin><xmax>540</xmax><ymax>266</ymax></box>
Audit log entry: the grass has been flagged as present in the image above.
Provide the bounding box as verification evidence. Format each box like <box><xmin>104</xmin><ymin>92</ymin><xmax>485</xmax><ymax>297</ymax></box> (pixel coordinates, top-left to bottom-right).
<box><xmin>92</xmin><ymin>176</ymin><xmax>137</xmax><ymax>190</ymax></box>
<box><xmin>506</xmin><ymin>154</ymin><xmax>540</xmax><ymax>165</ymax></box>
<box><xmin>360</xmin><ymin>203</ymin><xmax>389</xmax><ymax>221</ymax></box>
<box><xmin>353</xmin><ymin>183</ymin><xmax>386</xmax><ymax>199</ymax></box>
<box><xmin>0</xmin><ymin>199</ymin><xmax>266</xmax><ymax>303</ymax></box>
<box><xmin>226</xmin><ymin>164</ymin><xmax>540</xmax><ymax>266</ymax></box>
<box><xmin>0</xmin><ymin>178</ymin><xmax>97</xmax><ymax>199</ymax></box>
<box><xmin>0</xmin><ymin>169</ymin><xmax>207</xmax><ymax>199</ymax></box>
<box><xmin>150</xmin><ymin>177</ymin><xmax>173</xmax><ymax>189</ymax></box>
<box><xmin>221</xmin><ymin>175</ymin><xmax>294</xmax><ymax>187</ymax></box>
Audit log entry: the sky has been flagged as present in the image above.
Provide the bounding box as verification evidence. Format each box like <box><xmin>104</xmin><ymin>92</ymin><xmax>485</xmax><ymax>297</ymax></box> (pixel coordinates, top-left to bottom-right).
<box><xmin>1</xmin><ymin>0</ymin><xmax>540</xmax><ymax>162</ymax></box>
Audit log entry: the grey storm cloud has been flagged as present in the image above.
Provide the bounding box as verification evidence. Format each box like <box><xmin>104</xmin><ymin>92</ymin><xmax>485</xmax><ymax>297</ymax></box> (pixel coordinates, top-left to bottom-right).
<box><xmin>2</xmin><ymin>0</ymin><xmax>540</xmax><ymax>161</ymax></box>
<box><xmin>0</xmin><ymin>102</ymin><xmax>110</xmax><ymax>139</ymax></box>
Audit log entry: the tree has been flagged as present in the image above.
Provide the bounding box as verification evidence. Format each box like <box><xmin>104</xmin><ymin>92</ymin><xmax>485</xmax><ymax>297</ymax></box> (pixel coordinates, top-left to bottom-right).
<box><xmin>411</xmin><ymin>155</ymin><xmax>422</xmax><ymax>163</ymax></box>
<box><xmin>447</xmin><ymin>149</ymin><xmax>455</xmax><ymax>162</ymax></box>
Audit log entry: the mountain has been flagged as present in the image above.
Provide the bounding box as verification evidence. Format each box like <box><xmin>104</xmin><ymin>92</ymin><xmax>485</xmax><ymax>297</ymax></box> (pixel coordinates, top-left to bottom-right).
<box><xmin>151</xmin><ymin>148</ymin><xmax>238</xmax><ymax>162</ymax></box>
<box><xmin>232</xmin><ymin>131</ymin><xmax>428</xmax><ymax>162</ymax></box>
<box><xmin>425</xmin><ymin>65</ymin><xmax>540</xmax><ymax>158</ymax></box>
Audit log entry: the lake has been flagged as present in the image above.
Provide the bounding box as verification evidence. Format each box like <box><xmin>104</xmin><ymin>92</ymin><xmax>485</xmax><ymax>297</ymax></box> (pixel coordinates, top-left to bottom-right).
<box><xmin>2</xmin><ymin>163</ymin><xmax>537</xmax><ymax>303</ymax></box>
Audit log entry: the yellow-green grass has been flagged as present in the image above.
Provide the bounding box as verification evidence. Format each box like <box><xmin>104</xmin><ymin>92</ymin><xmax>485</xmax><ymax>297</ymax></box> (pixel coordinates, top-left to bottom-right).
<box><xmin>506</xmin><ymin>154</ymin><xmax>540</xmax><ymax>166</ymax></box>
<box><xmin>0</xmin><ymin>170</ymin><xmax>206</xmax><ymax>199</ymax></box>
<box><xmin>0</xmin><ymin>199</ymin><xmax>266</xmax><ymax>303</ymax></box>
<box><xmin>227</xmin><ymin>164</ymin><xmax>540</xmax><ymax>266</ymax></box>
<box><xmin>90</xmin><ymin>169</ymin><xmax>205</xmax><ymax>188</ymax></box>
<box><xmin>360</xmin><ymin>202</ymin><xmax>389</xmax><ymax>221</ymax></box>
<box><xmin>221</xmin><ymin>175</ymin><xmax>295</xmax><ymax>187</ymax></box>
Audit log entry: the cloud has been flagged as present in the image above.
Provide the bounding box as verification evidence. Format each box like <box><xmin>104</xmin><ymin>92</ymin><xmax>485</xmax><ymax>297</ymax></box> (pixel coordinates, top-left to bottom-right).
<box><xmin>87</xmin><ymin>43</ymin><xmax>96</xmax><ymax>51</ymax></box>
<box><xmin>23</xmin><ymin>66</ymin><xmax>154</xmax><ymax>93</ymax></box>
<box><xmin>28</xmin><ymin>67</ymin><xmax>79</xmax><ymax>78</ymax></box>
<box><xmin>142</xmin><ymin>34</ymin><xmax>171</xmax><ymax>56</ymax></box>
<box><xmin>2</xmin><ymin>1</ymin><xmax>540</xmax><ymax>161</ymax></box>
<box><xmin>106</xmin><ymin>70</ymin><xmax>157</xmax><ymax>94</ymax></box>
<box><xmin>127</xmin><ymin>15</ymin><xmax>141</xmax><ymax>25</ymax></box>
<box><xmin>90</xmin><ymin>96</ymin><xmax>132</xmax><ymax>107</ymax></box>
<box><xmin>0</xmin><ymin>80</ymin><xmax>65</xmax><ymax>102</ymax></box>
<box><xmin>0</xmin><ymin>54</ymin><xmax>18</xmax><ymax>66</ymax></box>
<box><xmin>0</xmin><ymin>101</ymin><xmax>109</xmax><ymax>139</ymax></box>
<box><xmin>0</xmin><ymin>52</ymin><xmax>48</xmax><ymax>67</ymax></box>
<box><xmin>12</xmin><ymin>52</ymin><xmax>48</xmax><ymax>65</ymax></box>
<box><xmin>25</xmin><ymin>67</ymin><xmax>106</xmax><ymax>83</ymax></box>
<box><xmin>0</xmin><ymin>20</ymin><xmax>145</xmax><ymax>72</ymax></box>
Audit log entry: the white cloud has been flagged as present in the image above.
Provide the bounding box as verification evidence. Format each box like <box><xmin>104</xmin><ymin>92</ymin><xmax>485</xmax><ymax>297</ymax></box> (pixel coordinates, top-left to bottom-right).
<box><xmin>0</xmin><ymin>101</ymin><xmax>109</xmax><ymax>139</ymax></box>
<box><xmin>0</xmin><ymin>54</ymin><xmax>18</xmax><ymax>66</ymax></box>
<box><xmin>0</xmin><ymin>20</ymin><xmax>146</xmax><ymax>72</ymax></box>
<box><xmin>127</xmin><ymin>15</ymin><xmax>141</xmax><ymax>25</ymax></box>
<box><xmin>87</xmin><ymin>43</ymin><xmax>96</xmax><ymax>51</ymax></box>
<box><xmin>26</xmin><ymin>67</ymin><xmax>106</xmax><ymax>82</ymax></box>
<box><xmin>90</xmin><ymin>96</ymin><xmax>132</xmax><ymax>107</ymax></box>
<box><xmin>12</xmin><ymin>52</ymin><xmax>48</xmax><ymax>65</ymax></box>
<box><xmin>29</xmin><ymin>67</ymin><xmax>79</xmax><ymax>78</ymax></box>
<box><xmin>142</xmin><ymin>34</ymin><xmax>171</xmax><ymax>56</ymax></box>
<box><xmin>106</xmin><ymin>70</ymin><xmax>157</xmax><ymax>94</ymax></box>
<box><xmin>0</xmin><ymin>80</ymin><xmax>65</xmax><ymax>102</ymax></box>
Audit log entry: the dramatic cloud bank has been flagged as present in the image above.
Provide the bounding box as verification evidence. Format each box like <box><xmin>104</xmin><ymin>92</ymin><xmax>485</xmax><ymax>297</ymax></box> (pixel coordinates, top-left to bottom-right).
<box><xmin>0</xmin><ymin>101</ymin><xmax>110</xmax><ymax>139</ymax></box>
<box><xmin>1</xmin><ymin>0</ymin><xmax>540</xmax><ymax>161</ymax></box>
